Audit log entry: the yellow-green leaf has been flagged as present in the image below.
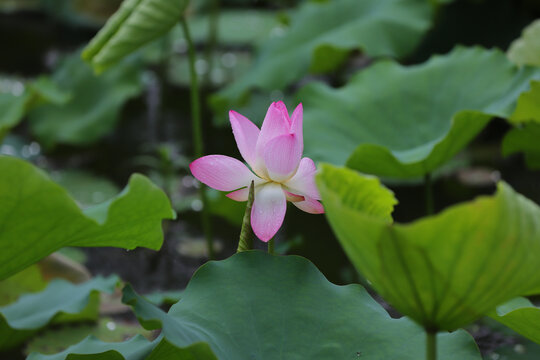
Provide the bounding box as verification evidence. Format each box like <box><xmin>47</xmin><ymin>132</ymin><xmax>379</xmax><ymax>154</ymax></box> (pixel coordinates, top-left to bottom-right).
<box><xmin>318</xmin><ymin>164</ymin><xmax>540</xmax><ymax>331</ymax></box>
<box><xmin>0</xmin><ymin>156</ymin><xmax>175</xmax><ymax>280</ymax></box>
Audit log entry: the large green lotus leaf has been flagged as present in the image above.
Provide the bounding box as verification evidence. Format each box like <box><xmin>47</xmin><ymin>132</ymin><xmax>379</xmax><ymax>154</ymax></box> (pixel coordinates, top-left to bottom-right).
<box><xmin>0</xmin><ymin>276</ymin><xmax>117</xmax><ymax>350</ymax></box>
<box><xmin>83</xmin><ymin>0</ymin><xmax>188</xmax><ymax>72</ymax></box>
<box><xmin>144</xmin><ymin>338</ymin><xmax>216</xmax><ymax>360</ymax></box>
<box><xmin>122</xmin><ymin>252</ymin><xmax>481</xmax><ymax>359</ymax></box>
<box><xmin>213</xmin><ymin>0</ymin><xmax>432</xmax><ymax>111</ymax></box>
<box><xmin>28</xmin><ymin>335</ymin><xmax>215</xmax><ymax>360</ymax></box>
<box><xmin>503</xmin><ymin>122</ymin><xmax>540</xmax><ymax>169</ymax></box>
<box><xmin>317</xmin><ymin>164</ymin><xmax>540</xmax><ymax>332</ymax></box>
<box><xmin>298</xmin><ymin>46</ymin><xmax>540</xmax><ymax>178</ymax></box>
<box><xmin>0</xmin><ymin>156</ymin><xmax>175</xmax><ymax>281</ymax></box>
<box><xmin>508</xmin><ymin>20</ymin><xmax>540</xmax><ymax>67</ymax></box>
<box><xmin>28</xmin><ymin>52</ymin><xmax>143</xmax><ymax>147</ymax></box>
<box><xmin>143</xmin><ymin>289</ymin><xmax>182</xmax><ymax>306</ymax></box>
<box><xmin>488</xmin><ymin>297</ymin><xmax>540</xmax><ymax>345</ymax></box>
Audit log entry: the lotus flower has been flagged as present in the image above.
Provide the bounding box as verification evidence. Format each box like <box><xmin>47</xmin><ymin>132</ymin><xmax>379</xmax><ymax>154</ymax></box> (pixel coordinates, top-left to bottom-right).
<box><xmin>190</xmin><ymin>101</ymin><xmax>324</xmax><ymax>242</ymax></box>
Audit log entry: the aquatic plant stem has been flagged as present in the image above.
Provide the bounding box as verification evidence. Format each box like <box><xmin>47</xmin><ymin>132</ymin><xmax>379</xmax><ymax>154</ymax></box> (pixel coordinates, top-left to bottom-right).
<box><xmin>204</xmin><ymin>0</ymin><xmax>220</xmax><ymax>85</ymax></box>
<box><xmin>424</xmin><ymin>173</ymin><xmax>434</xmax><ymax>215</ymax></box>
<box><xmin>181</xmin><ymin>15</ymin><xmax>215</xmax><ymax>260</ymax></box>
<box><xmin>426</xmin><ymin>330</ymin><xmax>437</xmax><ymax>360</ymax></box>
<box><xmin>237</xmin><ymin>181</ymin><xmax>254</xmax><ymax>253</ymax></box>
<box><xmin>268</xmin><ymin>238</ymin><xmax>275</xmax><ymax>255</ymax></box>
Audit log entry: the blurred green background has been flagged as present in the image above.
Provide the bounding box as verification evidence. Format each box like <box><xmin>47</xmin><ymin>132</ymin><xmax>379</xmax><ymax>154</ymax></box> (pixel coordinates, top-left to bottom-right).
<box><xmin>1</xmin><ymin>0</ymin><xmax>540</xmax><ymax>358</ymax></box>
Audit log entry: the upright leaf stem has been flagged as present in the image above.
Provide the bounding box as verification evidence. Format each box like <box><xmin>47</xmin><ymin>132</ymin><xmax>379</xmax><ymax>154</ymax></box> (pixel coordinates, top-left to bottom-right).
<box><xmin>180</xmin><ymin>15</ymin><xmax>214</xmax><ymax>259</ymax></box>
<box><xmin>424</xmin><ymin>173</ymin><xmax>434</xmax><ymax>215</ymax></box>
<box><xmin>180</xmin><ymin>16</ymin><xmax>202</xmax><ymax>158</ymax></box>
<box><xmin>426</xmin><ymin>330</ymin><xmax>437</xmax><ymax>360</ymax></box>
<box><xmin>268</xmin><ymin>238</ymin><xmax>275</xmax><ymax>255</ymax></box>
<box><xmin>204</xmin><ymin>0</ymin><xmax>220</xmax><ymax>85</ymax></box>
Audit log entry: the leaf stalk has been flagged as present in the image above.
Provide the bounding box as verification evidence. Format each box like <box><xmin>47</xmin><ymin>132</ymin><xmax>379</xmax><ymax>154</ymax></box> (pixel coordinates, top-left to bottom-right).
<box><xmin>180</xmin><ymin>15</ymin><xmax>214</xmax><ymax>259</ymax></box>
<box><xmin>268</xmin><ymin>238</ymin><xmax>275</xmax><ymax>255</ymax></box>
<box><xmin>426</xmin><ymin>330</ymin><xmax>437</xmax><ymax>360</ymax></box>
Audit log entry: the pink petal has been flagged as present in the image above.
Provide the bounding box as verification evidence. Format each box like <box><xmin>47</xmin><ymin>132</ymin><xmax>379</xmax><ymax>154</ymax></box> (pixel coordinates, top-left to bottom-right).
<box><xmin>290</xmin><ymin>103</ymin><xmax>303</xmax><ymax>147</ymax></box>
<box><xmin>263</xmin><ymin>134</ymin><xmax>303</xmax><ymax>182</ymax></box>
<box><xmin>275</xmin><ymin>100</ymin><xmax>291</xmax><ymax>126</ymax></box>
<box><xmin>251</xmin><ymin>183</ymin><xmax>286</xmax><ymax>242</ymax></box>
<box><xmin>229</xmin><ymin>110</ymin><xmax>260</xmax><ymax>169</ymax></box>
<box><xmin>284</xmin><ymin>190</ymin><xmax>304</xmax><ymax>203</ymax></box>
<box><xmin>253</xmin><ymin>102</ymin><xmax>290</xmax><ymax>176</ymax></box>
<box><xmin>293</xmin><ymin>196</ymin><xmax>324</xmax><ymax>214</ymax></box>
<box><xmin>226</xmin><ymin>187</ymin><xmax>249</xmax><ymax>201</ymax></box>
<box><xmin>283</xmin><ymin>157</ymin><xmax>321</xmax><ymax>200</ymax></box>
<box><xmin>190</xmin><ymin>155</ymin><xmax>256</xmax><ymax>191</ymax></box>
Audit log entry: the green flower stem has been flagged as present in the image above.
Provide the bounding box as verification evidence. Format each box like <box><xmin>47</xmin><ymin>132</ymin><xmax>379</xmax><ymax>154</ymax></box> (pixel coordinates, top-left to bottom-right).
<box><xmin>237</xmin><ymin>181</ymin><xmax>255</xmax><ymax>253</ymax></box>
<box><xmin>268</xmin><ymin>238</ymin><xmax>275</xmax><ymax>255</ymax></box>
<box><xmin>180</xmin><ymin>16</ymin><xmax>203</xmax><ymax>162</ymax></box>
<box><xmin>204</xmin><ymin>0</ymin><xmax>220</xmax><ymax>85</ymax></box>
<box><xmin>426</xmin><ymin>330</ymin><xmax>437</xmax><ymax>360</ymax></box>
<box><xmin>424</xmin><ymin>173</ymin><xmax>434</xmax><ymax>215</ymax></box>
<box><xmin>181</xmin><ymin>15</ymin><xmax>215</xmax><ymax>259</ymax></box>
